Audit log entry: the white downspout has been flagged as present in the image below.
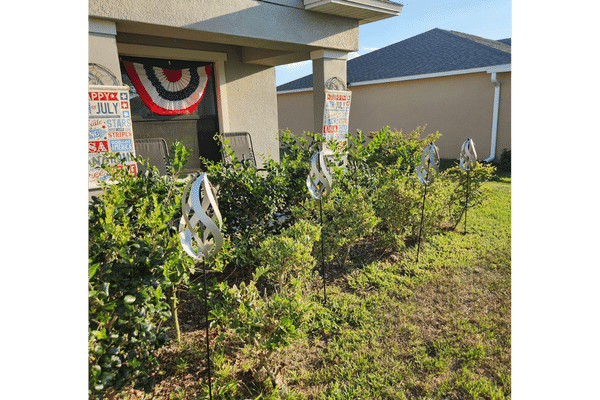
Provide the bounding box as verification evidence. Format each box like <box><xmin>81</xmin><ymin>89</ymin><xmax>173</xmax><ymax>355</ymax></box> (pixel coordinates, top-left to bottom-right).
<box><xmin>485</xmin><ymin>72</ymin><xmax>501</xmax><ymax>163</ymax></box>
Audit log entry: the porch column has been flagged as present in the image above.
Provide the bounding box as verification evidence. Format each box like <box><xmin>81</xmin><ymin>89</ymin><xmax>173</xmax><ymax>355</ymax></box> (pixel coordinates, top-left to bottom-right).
<box><xmin>311</xmin><ymin>50</ymin><xmax>349</xmax><ymax>135</ymax></box>
<box><xmin>89</xmin><ymin>19</ymin><xmax>122</xmax><ymax>200</ymax></box>
<box><xmin>89</xmin><ymin>19</ymin><xmax>122</xmax><ymax>85</ymax></box>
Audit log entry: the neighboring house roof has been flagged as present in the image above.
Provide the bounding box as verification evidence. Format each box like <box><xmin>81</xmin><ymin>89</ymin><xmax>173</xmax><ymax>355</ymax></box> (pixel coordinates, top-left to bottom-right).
<box><xmin>497</xmin><ymin>38</ymin><xmax>511</xmax><ymax>46</ymax></box>
<box><xmin>446</xmin><ymin>30</ymin><xmax>510</xmax><ymax>53</ymax></box>
<box><xmin>277</xmin><ymin>28</ymin><xmax>511</xmax><ymax>92</ymax></box>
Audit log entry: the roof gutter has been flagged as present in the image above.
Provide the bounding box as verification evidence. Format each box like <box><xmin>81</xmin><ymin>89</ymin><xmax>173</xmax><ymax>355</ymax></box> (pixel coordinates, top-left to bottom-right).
<box><xmin>277</xmin><ymin>87</ymin><xmax>313</xmax><ymax>95</ymax></box>
<box><xmin>484</xmin><ymin>64</ymin><xmax>510</xmax><ymax>163</ymax></box>
<box><xmin>277</xmin><ymin>63</ymin><xmax>512</xmax><ymax>94</ymax></box>
<box><xmin>485</xmin><ymin>72</ymin><xmax>501</xmax><ymax>163</ymax></box>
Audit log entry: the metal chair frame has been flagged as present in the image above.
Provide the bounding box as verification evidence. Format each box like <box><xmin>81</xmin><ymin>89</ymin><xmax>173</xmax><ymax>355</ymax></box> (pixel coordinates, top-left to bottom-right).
<box><xmin>134</xmin><ymin>137</ymin><xmax>171</xmax><ymax>175</ymax></box>
<box><xmin>221</xmin><ymin>132</ymin><xmax>261</xmax><ymax>170</ymax></box>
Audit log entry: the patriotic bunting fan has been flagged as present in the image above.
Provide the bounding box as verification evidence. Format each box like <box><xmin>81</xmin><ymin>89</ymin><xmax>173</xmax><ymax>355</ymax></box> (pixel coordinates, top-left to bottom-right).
<box><xmin>123</xmin><ymin>60</ymin><xmax>212</xmax><ymax>115</ymax></box>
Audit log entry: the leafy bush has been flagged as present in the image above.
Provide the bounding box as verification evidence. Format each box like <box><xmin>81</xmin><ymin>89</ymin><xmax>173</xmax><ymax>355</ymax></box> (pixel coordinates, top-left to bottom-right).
<box><xmin>372</xmin><ymin>169</ymin><xmax>452</xmax><ymax>251</ymax></box>
<box><xmin>444</xmin><ymin>162</ymin><xmax>496</xmax><ymax>229</ymax></box>
<box><xmin>198</xmin><ymin>132</ymin><xmax>321</xmax><ymax>271</ymax></box>
<box><xmin>253</xmin><ymin>219</ymin><xmax>321</xmax><ymax>294</ymax></box>
<box><xmin>346</xmin><ymin>125</ymin><xmax>441</xmax><ymax>182</ymax></box>
<box><xmin>212</xmin><ymin>266</ymin><xmax>314</xmax><ymax>387</ymax></box>
<box><xmin>208</xmin><ymin>218</ymin><xmax>320</xmax><ymax>386</ymax></box>
<box><xmin>295</xmin><ymin>185</ymin><xmax>379</xmax><ymax>267</ymax></box>
<box><xmin>499</xmin><ymin>148</ymin><xmax>511</xmax><ymax>173</ymax></box>
<box><xmin>88</xmin><ymin>143</ymin><xmax>194</xmax><ymax>398</ymax></box>
<box><xmin>330</xmin><ymin>126</ymin><xmax>450</xmax><ymax>252</ymax></box>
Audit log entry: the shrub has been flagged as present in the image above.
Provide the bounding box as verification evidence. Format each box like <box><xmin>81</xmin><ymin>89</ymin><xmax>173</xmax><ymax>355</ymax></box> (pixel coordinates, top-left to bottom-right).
<box><xmin>212</xmin><ymin>266</ymin><xmax>314</xmax><ymax>387</ymax></box>
<box><xmin>295</xmin><ymin>185</ymin><xmax>379</xmax><ymax>267</ymax></box>
<box><xmin>210</xmin><ymin>218</ymin><xmax>320</xmax><ymax>386</ymax></box>
<box><xmin>347</xmin><ymin>125</ymin><xmax>441</xmax><ymax>178</ymax></box>
<box><xmin>499</xmin><ymin>148</ymin><xmax>511</xmax><ymax>173</ymax></box>
<box><xmin>444</xmin><ymin>162</ymin><xmax>496</xmax><ymax>229</ymax></box>
<box><xmin>372</xmin><ymin>166</ymin><xmax>454</xmax><ymax>251</ymax></box>
<box><xmin>88</xmin><ymin>143</ymin><xmax>195</xmax><ymax>398</ymax></box>
<box><xmin>339</xmin><ymin>126</ymin><xmax>450</xmax><ymax>251</ymax></box>
<box><xmin>199</xmin><ymin>131</ymin><xmax>321</xmax><ymax>270</ymax></box>
<box><xmin>253</xmin><ymin>219</ymin><xmax>321</xmax><ymax>294</ymax></box>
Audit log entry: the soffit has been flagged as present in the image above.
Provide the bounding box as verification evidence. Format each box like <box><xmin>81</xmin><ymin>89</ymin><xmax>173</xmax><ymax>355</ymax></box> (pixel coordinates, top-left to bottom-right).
<box><xmin>115</xmin><ymin>24</ymin><xmax>317</xmax><ymax>67</ymax></box>
<box><xmin>303</xmin><ymin>0</ymin><xmax>402</xmax><ymax>24</ymax></box>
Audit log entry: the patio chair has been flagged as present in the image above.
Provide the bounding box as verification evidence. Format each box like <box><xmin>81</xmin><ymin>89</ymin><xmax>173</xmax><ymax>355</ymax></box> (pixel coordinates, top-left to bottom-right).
<box><xmin>134</xmin><ymin>137</ymin><xmax>170</xmax><ymax>175</ymax></box>
<box><xmin>221</xmin><ymin>132</ymin><xmax>263</xmax><ymax>170</ymax></box>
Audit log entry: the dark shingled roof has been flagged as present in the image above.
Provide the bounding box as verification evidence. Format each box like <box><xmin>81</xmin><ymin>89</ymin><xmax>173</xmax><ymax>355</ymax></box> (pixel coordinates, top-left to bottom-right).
<box><xmin>497</xmin><ymin>38</ymin><xmax>511</xmax><ymax>46</ymax></box>
<box><xmin>277</xmin><ymin>28</ymin><xmax>511</xmax><ymax>92</ymax></box>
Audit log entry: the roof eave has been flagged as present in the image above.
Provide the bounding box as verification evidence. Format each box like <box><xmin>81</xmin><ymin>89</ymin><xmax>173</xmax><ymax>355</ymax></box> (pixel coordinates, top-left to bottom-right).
<box><xmin>349</xmin><ymin>65</ymin><xmax>511</xmax><ymax>87</ymax></box>
<box><xmin>303</xmin><ymin>0</ymin><xmax>403</xmax><ymax>24</ymax></box>
<box><xmin>276</xmin><ymin>63</ymin><xmax>512</xmax><ymax>93</ymax></box>
<box><xmin>486</xmin><ymin>64</ymin><xmax>511</xmax><ymax>73</ymax></box>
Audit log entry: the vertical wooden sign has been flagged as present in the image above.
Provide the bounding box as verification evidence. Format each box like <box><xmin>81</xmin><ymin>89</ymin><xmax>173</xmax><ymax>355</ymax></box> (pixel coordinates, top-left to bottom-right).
<box><xmin>88</xmin><ymin>85</ymin><xmax>137</xmax><ymax>189</ymax></box>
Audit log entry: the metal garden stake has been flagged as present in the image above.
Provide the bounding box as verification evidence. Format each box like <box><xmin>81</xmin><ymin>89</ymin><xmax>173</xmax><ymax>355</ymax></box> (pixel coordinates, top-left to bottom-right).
<box><xmin>179</xmin><ymin>173</ymin><xmax>224</xmax><ymax>400</ymax></box>
<box><xmin>306</xmin><ymin>150</ymin><xmax>332</xmax><ymax>304</ymax></box>
<box><xmin>459</xmin><ymin>138</ymin><xmax>478</xmax><ymax>234</ymax></box>
<box><xmin>415</xmin><ymin>144</ymin><xmax>440</xmax><ymax>263</ymax></box>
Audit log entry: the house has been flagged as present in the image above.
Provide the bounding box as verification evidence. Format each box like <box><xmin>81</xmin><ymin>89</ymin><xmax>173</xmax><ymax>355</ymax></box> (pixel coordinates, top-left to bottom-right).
<box><xmin>89</xmin><ymin>0</ymin><xmax>404</xmax><ymax>195</ymax></box>
<box><xmin>277</xmin><ymin>28</ymin><xmax>511</xmax><ymax>162</ymax></box>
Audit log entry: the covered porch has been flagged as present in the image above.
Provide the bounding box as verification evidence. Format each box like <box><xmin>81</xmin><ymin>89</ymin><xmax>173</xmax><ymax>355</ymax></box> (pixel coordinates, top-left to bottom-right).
<box><xmin>89</xmin><ymin>0</ymin><xmax>402</xmax><ymax>194</ymax></box>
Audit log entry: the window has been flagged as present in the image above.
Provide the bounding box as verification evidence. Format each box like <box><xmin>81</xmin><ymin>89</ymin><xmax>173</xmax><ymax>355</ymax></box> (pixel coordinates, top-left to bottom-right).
<box><xmin>120</xmin><ymin>56</ymin><xmax>222</xmax><ymax>172</ymax></box>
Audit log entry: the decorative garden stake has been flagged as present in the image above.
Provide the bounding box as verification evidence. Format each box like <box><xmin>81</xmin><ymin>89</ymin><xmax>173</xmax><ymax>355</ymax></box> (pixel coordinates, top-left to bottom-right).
<box><xmin>415</xmin><ymin>144</ymin><xmax>440</xmax><ymax>263</ymax></box>
<box><xmin>179</xmin><ymin>173</ymin><xmax>224</xmax><ymax>400</ymax></box>
<box><xmin>307</xmin><ymin>150</ymin><xmax>332</xmax><ymax>201</ymax></box>
<box><xmin>459</xmin><ymin>138</ymin><xmax>477</xmax><ymax>234</ymax></box>
<box><xmin>306</xmin><ymin>150</ymin><xmax>332</xmax><ymax>304</ymax></box>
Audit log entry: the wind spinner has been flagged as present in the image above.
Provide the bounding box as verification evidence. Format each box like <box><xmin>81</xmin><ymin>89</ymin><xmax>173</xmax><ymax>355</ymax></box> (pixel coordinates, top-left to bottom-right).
<box><xmin>415</xmin><ymin>144</ymin><xmax>440</xmax><ymax>263</ymax></box>
<box><xmin>459</xmin><ymin>138</ymin><xmax>477</xmax><ymax>234</ymax></box>
<box><xmin>179</xmin><ymin>173</ymin><xmax>224</xmax><ymax>400</ymax></box>
<box><xmin>306</xmin><ymin>150</ymin><xmax>333</xmax><ymax>303</ymax></box>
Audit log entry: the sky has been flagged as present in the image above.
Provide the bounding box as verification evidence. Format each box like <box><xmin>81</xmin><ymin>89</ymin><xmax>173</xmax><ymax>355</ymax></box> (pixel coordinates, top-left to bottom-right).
<box><xmin>275</xmin><ymin>0</ymin><xmax>512</xmax><ymax>86</ymax></box>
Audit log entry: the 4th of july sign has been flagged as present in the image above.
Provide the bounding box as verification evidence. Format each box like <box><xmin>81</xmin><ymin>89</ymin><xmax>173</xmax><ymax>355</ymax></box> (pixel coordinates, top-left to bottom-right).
<box><xmin>89</xmin><ymin>85</ymin><xmax>137</xmax><ymax>189</ymax></box>
<box><xmin>322</xmin><ymin>90</ymin><xmax>351</xmax><ymax>155</ymax></box>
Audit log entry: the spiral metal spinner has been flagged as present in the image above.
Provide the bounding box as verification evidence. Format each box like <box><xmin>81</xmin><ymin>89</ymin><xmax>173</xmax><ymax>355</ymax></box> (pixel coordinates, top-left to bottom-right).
<box><xmin>179</xmin><ymin>173</ymin><xmax>224</xmax><ymax>400</ymax></box>
<box><xmin>307</xmin><ymin>150</ymin><xmax>332</xmax><ymax>304</ymax></box>
<box><xmin>459</xmin><ymin>138</ymin><xmax>477</xmax><ymax>234</ymax></box>
<box><xmin>459</xmin><ymin>138</ymin><xmax>478</xmax><ymax>172</ymax></box>
<box><xmin>179</xmin><ymin>173</ymin><xmax>224</xmax><ymax>262</ymax></box>
<box><xmin>415</xmin><ymin>144</ymin><xmax>440</xmax><ymax>262</ymax></box>
<box><xmin>416</xmin><ymin>144</ymin><xmax>440</xmax><ymax>186</ymax></box>
<box><xmin>306</xmin><ymin>150</ymin><xmax>333</xmax><ymax>201</ymax></box>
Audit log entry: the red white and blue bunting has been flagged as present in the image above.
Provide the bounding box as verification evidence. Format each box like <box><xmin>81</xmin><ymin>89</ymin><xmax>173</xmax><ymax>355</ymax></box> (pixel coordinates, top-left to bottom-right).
<box><xmin>123</xmin><ymin>60</ymin><xmax>212</xmax><ymax>115</ymax></box>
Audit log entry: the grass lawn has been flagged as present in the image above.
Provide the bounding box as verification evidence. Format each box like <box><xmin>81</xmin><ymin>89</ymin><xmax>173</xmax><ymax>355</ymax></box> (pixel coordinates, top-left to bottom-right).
<box><xmin>109</xmin><ymin>175</ymin><xmax>511</xmax><ymax>400</ymax></box>
<box><xmin>273</xmin><ymin>178</ymin><xmax>511</xmax><ymax>400</ymax></box>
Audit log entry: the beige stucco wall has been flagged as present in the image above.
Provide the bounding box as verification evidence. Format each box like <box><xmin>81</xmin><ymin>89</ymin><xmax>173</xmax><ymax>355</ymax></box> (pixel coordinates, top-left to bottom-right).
<box><xmin>278</xmin><ymin>90</ymin><xmax>316</xmax><ymax>135</ymax></box>
<box><xmin>223</xmin><ymin>52</ymin><xmax>280</xmax><ymax>166</ymax></box>
<box><xmin>277</xmin><ymin>71</ymin><xmax>511</xmax><ymax>162</ymax></box>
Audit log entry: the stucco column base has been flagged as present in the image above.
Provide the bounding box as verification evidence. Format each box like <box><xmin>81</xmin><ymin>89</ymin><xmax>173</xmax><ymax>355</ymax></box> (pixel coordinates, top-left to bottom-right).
<box><xmin>311</xmin><ymin>50</ymin><xmax>348</xmax><ymax>135</ymax></box>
